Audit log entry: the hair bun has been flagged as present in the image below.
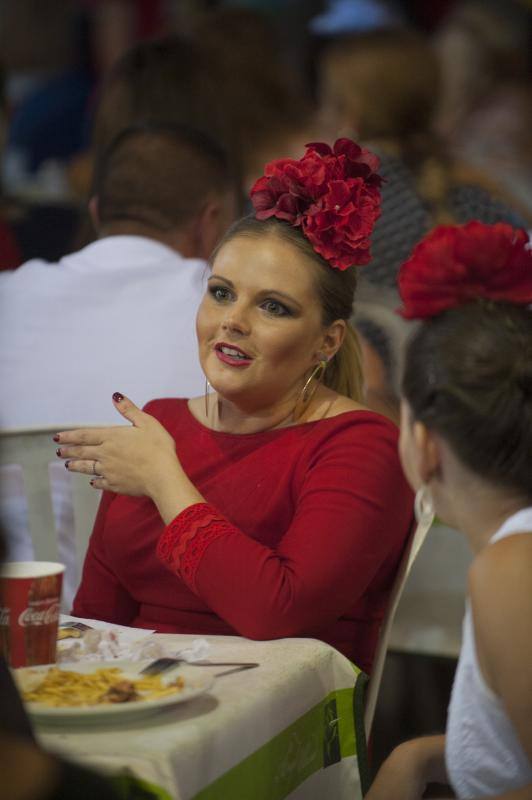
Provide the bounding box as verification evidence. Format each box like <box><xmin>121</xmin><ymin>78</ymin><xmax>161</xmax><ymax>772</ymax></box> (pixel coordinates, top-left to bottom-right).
<box><xmin>514</xmin><ymin>343</ymin><xmax>532</xmax><ymax>399</ymax></box>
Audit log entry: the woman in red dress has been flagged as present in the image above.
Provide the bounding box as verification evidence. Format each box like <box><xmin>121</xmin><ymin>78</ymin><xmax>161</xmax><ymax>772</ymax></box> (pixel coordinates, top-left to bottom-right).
<box><xmin>56</xmin><ymin>139</ymin><xmax>413</xmax><ymax>674</ymax></box>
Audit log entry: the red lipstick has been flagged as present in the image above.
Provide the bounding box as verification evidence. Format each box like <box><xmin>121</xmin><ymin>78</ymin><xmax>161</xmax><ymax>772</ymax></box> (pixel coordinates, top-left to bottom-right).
<box><xmin>214</xmin><ymin>342</ymin><xmax>253</xmax><ymax>367</ymax></box>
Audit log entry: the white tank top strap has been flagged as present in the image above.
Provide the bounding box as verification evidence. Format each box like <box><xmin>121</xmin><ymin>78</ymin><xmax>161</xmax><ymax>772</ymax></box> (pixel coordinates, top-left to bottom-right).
<box><xmin>489</xmin><ymin>506</ymin><xmax>532</xmax><ymax>545</ymax></box>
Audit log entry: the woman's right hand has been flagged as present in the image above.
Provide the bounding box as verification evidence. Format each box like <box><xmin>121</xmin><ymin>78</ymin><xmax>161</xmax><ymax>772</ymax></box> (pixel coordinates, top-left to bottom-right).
<box><xmin>365</xmin><ymin>736</ymin><xmax>448</xmax><ymax>800</ymax></box>
<box><xmin>57</xmin><ymin>394</ymin><xmax>181</xmax><ymax>498</ymax></box>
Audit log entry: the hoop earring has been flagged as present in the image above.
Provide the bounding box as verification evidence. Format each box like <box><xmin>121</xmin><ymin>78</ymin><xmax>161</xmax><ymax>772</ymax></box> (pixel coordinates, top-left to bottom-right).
<box><xmin>294</xmin><ymin>359</ymin><xmax>327</xmax><ymax>421</ymax></box>
<box><xmin>414</xmin><ymin>484</ymin><xmax>435</xmax><ymax>526</ymax></box>
<box><xmin>204</xmin><ymin>378</ymin><xmax>212</xmax><ymax>419</ymax></box>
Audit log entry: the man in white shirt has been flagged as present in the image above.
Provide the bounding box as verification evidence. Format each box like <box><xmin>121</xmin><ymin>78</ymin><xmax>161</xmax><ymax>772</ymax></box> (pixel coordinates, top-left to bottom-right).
<box><xmin>0</xmin><ymin>124</ymin><xmax>234</xmax><ymax>426</ymax></box>
<box><xmin>0</xmin><ymin>124</ymin><xmax>234</xmax><ymax>605</ymax></box>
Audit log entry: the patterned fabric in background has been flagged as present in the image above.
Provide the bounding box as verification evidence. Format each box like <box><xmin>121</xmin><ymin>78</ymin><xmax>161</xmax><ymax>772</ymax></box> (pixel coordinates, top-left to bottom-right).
<box><xmin>365</xmin><ymin>152</ymin><xmax>527</xmax><ymax>289</ymax></box>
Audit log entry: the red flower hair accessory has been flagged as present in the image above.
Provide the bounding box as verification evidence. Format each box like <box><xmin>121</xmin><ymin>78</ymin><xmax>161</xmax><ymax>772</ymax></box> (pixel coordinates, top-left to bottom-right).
<box><xmin>398</xmin><ymin>221</ymin><xmax>532</xmax><ymax>320</ymax></box>
<box><xmin>250</xmin><ymin>138</ymin><xmax>383</xmax><ymax>270</ymax></box>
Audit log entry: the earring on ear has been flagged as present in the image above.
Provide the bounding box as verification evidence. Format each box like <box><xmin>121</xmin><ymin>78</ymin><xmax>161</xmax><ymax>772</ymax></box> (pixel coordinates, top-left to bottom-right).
<box><xmin>414</xmin><ymin>483</ymin><xmax>435</xmax><ymax>526</ymax></box>
<box><xmin>204</xmin><ymin>378</ymin><xmax>212</xmax><ymax>419</ymax></box>
<box><xmin>293</xmin><ymin>354</ymin><xmax>329</xmax><ymax>420</ymax></box>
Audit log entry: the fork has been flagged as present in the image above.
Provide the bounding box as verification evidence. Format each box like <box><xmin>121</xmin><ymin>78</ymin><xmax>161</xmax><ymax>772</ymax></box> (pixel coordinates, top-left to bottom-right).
<box><xmin>140</xmin><ymin>657</ymin><xmax>259</xmax><ymax>676</ymax></box>
<box><xmin>59</xmin><ymin>621</ymin><xmax>93</xmax><ymax>632</ymax></box>
<box><xmin>214</xmin><ymin>663</ymin><xmax>258</xmax><ymax>678</ymax></box>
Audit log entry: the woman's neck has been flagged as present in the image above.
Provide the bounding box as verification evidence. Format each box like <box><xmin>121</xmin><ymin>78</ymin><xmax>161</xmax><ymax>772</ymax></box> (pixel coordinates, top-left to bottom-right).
<box><xmin>431</xmin><ymin>443</ymin><xmax>530</xmax><ymax>553</ymax></box>
<box><xmin>199</xmin><ymin>384</ymin><xmax>339</xmax><ymax>435</ymax></box>
<box><xmin>211</xmin><ymin>391</ymin><xmax>300</xmax><ymax>434</ymax></box>
<box><xmin>438</xmin><ymin>484</ymin><xmax>530</xmax><ymax>554</ymax></box>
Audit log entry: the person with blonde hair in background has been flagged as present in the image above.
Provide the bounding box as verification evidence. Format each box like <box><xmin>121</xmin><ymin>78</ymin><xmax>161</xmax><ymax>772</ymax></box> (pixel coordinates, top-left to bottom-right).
<box><xmin>318</xmin><ymin>26</ymin><xmax>529</xmax><ymax>289</ymax></box>
<box><xmin>317</xmin><ymin>26</ymin><xmax>529</xmax><ymax>422</ymax></box>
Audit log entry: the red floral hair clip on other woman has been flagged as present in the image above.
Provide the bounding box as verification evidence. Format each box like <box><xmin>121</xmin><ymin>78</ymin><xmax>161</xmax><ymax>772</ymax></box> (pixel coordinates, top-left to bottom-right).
<box><xmin>398</xmin><ymin>221</ymin><xmax>532</xmax><ymax>320</ymax></box>
<box><xmin>250</xmin><ymin>138</ymin><xmax>383</xmax><ymax>271</ymax></box>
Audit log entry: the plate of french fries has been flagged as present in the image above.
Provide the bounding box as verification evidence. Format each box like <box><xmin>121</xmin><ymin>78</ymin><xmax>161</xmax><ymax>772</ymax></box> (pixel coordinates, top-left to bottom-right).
<box><xmin>13</xmin><ymin>660</ymin><xmax>213</xmax><ymax>723</ymax></box>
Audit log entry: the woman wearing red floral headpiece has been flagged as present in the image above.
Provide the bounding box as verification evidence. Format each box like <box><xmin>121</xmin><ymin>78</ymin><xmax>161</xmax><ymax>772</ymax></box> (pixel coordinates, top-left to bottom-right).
<box><xmin>367</xmin><ymin>222</ymin><xmax>532</xmax><ymax>800</ymax></box>
<box><xmin>56</xmin><ymin>140</ymin><xmax>414</xmax><ymax>674</ymax></box>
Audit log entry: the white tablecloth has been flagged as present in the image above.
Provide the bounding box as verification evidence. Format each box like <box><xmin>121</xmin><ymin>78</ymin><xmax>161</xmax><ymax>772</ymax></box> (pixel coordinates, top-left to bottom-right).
<box><xmin>35</xmin><ymin>629</ymin><xmax>366</xmax><ymax>800</ymax></box>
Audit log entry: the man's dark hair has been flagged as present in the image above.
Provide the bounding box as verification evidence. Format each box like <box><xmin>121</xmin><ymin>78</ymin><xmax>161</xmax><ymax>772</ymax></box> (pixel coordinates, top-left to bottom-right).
<box><xmin>92</xmin><ymin>35</ymin><xmax>228</xmax><ymax>162</ymax></box>
<box><xmin>94</xmin><ymin>124</ymin><xmax>230</xmax><ymax>231</ymax></box>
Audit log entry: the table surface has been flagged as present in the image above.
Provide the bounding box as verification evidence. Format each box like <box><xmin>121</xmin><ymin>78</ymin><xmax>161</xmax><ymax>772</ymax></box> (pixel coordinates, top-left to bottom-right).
<box><xmin>34</xmin><ymin>628</ymin><xmax>364</xmax><ymax>800</ymax></box>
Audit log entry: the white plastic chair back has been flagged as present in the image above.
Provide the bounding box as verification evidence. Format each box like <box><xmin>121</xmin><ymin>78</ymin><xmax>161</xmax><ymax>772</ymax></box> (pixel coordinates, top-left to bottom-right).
<box><xmin>0</xmin><ymin>426</ymin><xmax>101</xmax><ymax>568</ymax></box>
<box><xmin>388</xmin><ymin>521</ymin><xmax>472</xmax><ymax>659</ymax></box>
<box><xmin>364</xmin><ymin>512</ymin><xmax>433</xmax><ymax>738</ymax></box>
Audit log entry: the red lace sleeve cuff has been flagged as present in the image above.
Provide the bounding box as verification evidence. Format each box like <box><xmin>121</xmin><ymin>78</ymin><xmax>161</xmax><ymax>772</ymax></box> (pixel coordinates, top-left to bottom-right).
<box><xmin>156</xmin><ymin>503</ymin><xmax>235</xmax><ymax>592</ymax></box>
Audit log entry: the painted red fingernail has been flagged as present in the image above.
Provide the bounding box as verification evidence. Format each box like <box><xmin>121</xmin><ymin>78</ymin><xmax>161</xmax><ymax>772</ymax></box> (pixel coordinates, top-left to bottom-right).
<box><xmin>90</xmin><ymin>479</ymin><xmax>95</xmax><ymax>486</ymax></box>
<box><xmin>56</xmin><ymin>448</ymin><xmax>61</xmax><ymax>457</ymax></box>
<box><xmin>113</xmin><ymin>392</ymin><xmax>124</xmax><ymax>402</ymax></box>
<box><xmin>53</xmin><ymin>434</ymin><xmax>60</xmax><ymax>442</ymax></box>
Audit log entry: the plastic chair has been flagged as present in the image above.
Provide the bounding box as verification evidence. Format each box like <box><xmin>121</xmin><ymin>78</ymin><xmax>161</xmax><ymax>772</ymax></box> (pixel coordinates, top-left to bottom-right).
<box><xmin>352</xmin><ymin>296</ymin><xmax>469</xmax><ymax>660</ymax></box>
<box><xmin>388</xmin><ymin>521</ymin><xmax>472</xmax><ymax>660</ymax></box>
<box><xmin>0</xmin><ymin>425</ymin><xmax>101</xmax><ymax>579</ymax></box>
<box><xmin>363</xmin><ymin>512</ymin><xmax>434</xmax><ymax>739</ymax></box>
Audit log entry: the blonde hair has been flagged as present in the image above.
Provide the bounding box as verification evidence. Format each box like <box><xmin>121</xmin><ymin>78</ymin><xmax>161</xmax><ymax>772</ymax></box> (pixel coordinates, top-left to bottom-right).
<box><xmin>321</xmin><ymin>29</ymin><xmax>439</xmax><ymax>142</ymax></box>
<box><xmin>327</xmin><ymin>323</ymin><xmax>364</xmax><ymax>403</ymax></box>
<box><xmin>320</xmin><ymin>29</ymin><xmax>455</xmax><ymax>225</ymax></box>
<box><xmin>212</xmin><ymin>216</ymin><xmax>364</xmax><ymax>402</ymax></box>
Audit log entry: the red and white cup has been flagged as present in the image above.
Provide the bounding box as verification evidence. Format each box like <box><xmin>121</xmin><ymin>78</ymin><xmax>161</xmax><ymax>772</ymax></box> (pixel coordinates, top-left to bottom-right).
<box><xmin>0</xmin><ymin>562</ymin><xmax>65</xmax><ymax>668</ymax></box>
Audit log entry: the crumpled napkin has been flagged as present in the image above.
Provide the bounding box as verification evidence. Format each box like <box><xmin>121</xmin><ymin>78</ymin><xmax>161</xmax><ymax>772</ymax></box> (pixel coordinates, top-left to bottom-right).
<box><xmin>57</xmin><ymin>617</ymin><xmax>211</xmax><ymax>663</ymax></box>
<box><xmin>57</xmin><ymin>629</ymin><xmax>211</xmax><ymax>663</ymax></box>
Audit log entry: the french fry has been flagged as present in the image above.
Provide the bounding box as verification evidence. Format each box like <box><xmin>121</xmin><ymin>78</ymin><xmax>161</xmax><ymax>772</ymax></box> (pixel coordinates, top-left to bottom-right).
<box><xmin>18</xmin><ymin>667</ymin><xmax>185</xmax><ymax>707</ymax></box>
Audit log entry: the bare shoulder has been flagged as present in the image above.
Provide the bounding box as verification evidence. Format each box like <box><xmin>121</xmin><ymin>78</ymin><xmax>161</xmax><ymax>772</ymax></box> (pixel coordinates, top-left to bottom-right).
<box><xmin>469</xmin><ymin>531</ymin><xmax>532</xmax><ymax>757</ymax></box>
<box><xmin>470</xmin><ymin>531</ymin><xmax>532</xmax><ymax>596</ymax></box>
<box><xmin>469</xmin><ymin>533</ymin><xmax>532</xmax><ymax>684</ymax></box>
<box><xmin>469</xmin><ymin>533</ymin><xmax>532</xmax><ymax>619</ymax></box>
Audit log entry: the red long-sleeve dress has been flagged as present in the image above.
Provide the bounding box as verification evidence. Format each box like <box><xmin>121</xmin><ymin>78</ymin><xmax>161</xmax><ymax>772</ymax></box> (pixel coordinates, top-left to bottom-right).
<box><xmin>73</xmin><ymin>399</ymin><xmax>414</xmax><ymax>673</ymax></box>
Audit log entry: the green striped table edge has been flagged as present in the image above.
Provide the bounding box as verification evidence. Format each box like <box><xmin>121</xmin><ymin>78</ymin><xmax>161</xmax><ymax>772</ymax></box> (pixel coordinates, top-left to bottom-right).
<box><xmin>192</xmin><ymin>666</ymin><xmax>367</xmax><ymax>800</ymax></box>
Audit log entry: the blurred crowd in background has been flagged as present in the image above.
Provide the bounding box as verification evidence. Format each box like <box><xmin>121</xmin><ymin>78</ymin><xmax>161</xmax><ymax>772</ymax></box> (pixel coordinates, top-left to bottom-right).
<box><xmin>1</xmin><ymin>0</ymin><xmax>531</xmax><ymax>249</ymax></box>
<box><xmin>0</xmin><ymin>0</ymin><xmax>531</xmax><ymax>422</ymax></box>
<box><xmin>1</xmin><ymin>2</ymin><xmax>531</xmax><ymax>789</ymax></box>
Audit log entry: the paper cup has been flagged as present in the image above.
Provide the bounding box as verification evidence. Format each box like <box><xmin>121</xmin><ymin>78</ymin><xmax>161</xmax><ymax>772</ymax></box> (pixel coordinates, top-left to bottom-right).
<box><xmin>0</xmin><ymin>562</ymin><xmax>65</xmax><ymax>668</ymax></box>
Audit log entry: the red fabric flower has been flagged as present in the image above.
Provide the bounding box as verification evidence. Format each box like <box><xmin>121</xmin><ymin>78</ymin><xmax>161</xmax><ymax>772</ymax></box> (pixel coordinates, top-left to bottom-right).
<box><xmin>398</xmin><ymin>222</ymin><xmax>532</xmax><ymax>319</ymax></box>
<box><xmin>250</xmin><ymin>138</ymin><xmax>383</xmax><ymax>270</ymax></box>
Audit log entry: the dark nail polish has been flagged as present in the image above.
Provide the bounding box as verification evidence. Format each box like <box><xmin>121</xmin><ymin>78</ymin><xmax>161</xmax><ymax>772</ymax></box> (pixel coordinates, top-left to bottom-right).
<box><xmin>56</xmin><ymin>448</ymin><xmax>61</xmax><ymax>457</ymax></box>
<box><xmin>112</xmin><ymin>392</ymin><xmax>124</xmax><ymax>403</ymax></box>
<box><xmin>53</xmin><ymin>434</ymin><xmax>60</xmax><ymax>442</ymax></box>
<box><xmin>64</xmin><ymin>460</ymin><xmax>70</xmax><ymax>469</ymax></box>
<box><xmin>90</xmin><ymin>479</ymin><xmax>95</xmax><ymax>486</ymax></box>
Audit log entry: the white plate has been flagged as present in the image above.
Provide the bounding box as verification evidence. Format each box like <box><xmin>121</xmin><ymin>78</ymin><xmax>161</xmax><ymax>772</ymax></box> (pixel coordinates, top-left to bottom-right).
<box><xmin>13</xmin><ymin>660</ymin><xmax>214</xmax><ymax>724</ymax></box>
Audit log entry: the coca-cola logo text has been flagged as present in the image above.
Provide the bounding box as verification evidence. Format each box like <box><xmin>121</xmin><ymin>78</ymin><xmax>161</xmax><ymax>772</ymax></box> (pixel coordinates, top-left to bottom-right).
<box><xmin>18</xmin><ymin>602</ymin><xmax>60</xmax><ymax>627</ymax></box>
<box><xmin>0</xmin><ymin>606</ymin><xmax>9</xmax><ymax>626</ymax></box>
